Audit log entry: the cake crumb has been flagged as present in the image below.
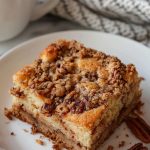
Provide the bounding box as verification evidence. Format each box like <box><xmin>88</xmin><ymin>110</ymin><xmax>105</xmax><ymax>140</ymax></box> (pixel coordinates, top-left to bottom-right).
<box><xmin>126</xmin><ymin>134</ymin><xmax>129</xmax><ymax>137</ymax></box>
<box><xmin>107</xmin><ymin>145</ymin><xmax>114</xmax><ymax>150</ymax></box>
<box><xmin>118</xmin><ymin>141</ymin><xmax>125</xmax><ymax>148</ymax></box>
<box><xmin>10</xmin><ymin>132</ymin><xmax>15</xmax><ymax>136</ymax></box>
<box><xmin>31</xmin><ymin>125</ymin><xmax>38</xmax><ymax>134</ymax></box>
<box><xmin>36</xmin><ymin>139</ymin><xmax>44</xmax><ymax>145</ymax></box>
<box><xmin>116</xmin><ymin>135</ymin><xmax>119</xmax><ymax>138</ymax></box>
<box><xmin>23</xmin><ymin>129</ymin><xmax>29</xmax><ymax>133</ymax></box>
<box><xmin>4</xmin><ymin>108</ymin><xmax>13</xmax><ymax>120</ymax></box>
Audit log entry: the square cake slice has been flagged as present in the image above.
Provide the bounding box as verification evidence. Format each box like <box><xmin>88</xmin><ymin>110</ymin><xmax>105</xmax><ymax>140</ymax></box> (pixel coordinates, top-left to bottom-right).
<box><xmin>9</xmin><ymin>40</ymin><xmax>142</xmax><ymax>150</ymax></box>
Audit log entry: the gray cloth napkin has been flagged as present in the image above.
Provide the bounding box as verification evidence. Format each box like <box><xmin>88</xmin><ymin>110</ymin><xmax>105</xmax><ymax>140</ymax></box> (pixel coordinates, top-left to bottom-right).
<box><xmin>50</xmin><ymin>0</ymin><xmax>150</xmax><ymax>47</ymax></box>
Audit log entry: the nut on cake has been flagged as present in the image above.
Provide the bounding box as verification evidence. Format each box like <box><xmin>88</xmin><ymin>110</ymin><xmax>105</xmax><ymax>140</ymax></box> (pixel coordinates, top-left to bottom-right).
<box><xmin>9</xmin><ymin>40</ymin><xmax>142</xmax><ymax>150</ymax></box>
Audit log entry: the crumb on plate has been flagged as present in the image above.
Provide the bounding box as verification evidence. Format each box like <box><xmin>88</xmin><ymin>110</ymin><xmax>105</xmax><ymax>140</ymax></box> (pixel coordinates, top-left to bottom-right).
<box><xmin>107</xmin><ymin>145</ymin><xmax>114</xmax><ymax>150</ymax></box>
<box><xmin>10</xmin><ymin>132</ymin><xmax>15</xmax><ymax>136</ymax></box>
<box><xmin>36</xmin><ymin>139</ymin><xmax>44</xmax><ymax>145</ymax></box>
<box><xmin>23</xmin><ymin>129</ymin><xmax>29</xmax><ymax>133</ymax></box>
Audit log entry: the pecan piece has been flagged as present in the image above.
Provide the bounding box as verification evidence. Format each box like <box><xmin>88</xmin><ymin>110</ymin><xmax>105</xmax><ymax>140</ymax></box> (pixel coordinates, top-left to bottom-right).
<box><xmin>125</xmin><ymin>114</ymin><xmax>150</xmax><ymax>143</ymax></box>
<box><xmin>128</xmin><ymin>143</ymin><xmax>148</xmax><ymax>150</ymax></box>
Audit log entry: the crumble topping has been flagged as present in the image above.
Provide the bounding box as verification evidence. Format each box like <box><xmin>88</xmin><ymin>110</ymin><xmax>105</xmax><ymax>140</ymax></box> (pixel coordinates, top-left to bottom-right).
<box><xmin>10</xmin><ymin>87</ymin><xmax>25</xmax><ymax>99</ymax></box>
<box><xmin>4</xmin><ymin>108</ymin><xmax>13</xmax><ymax>120</ymax></box>
<box><xmin>11</xmin><ymin>40</ymin><xmax>139</xmax><ymax>115</ymax></box>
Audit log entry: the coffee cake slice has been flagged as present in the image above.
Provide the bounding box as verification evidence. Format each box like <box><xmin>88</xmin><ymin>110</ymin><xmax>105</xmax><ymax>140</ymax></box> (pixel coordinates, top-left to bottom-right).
<box><xmin>8</xmin><ymin>40</ymin><xmax>142</xmax><ymax>150</ymax></box>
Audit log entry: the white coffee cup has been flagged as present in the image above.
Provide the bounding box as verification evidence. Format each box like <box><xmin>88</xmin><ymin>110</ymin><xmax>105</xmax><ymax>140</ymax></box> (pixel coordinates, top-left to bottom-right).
<box><xmin>0</xmin><ymin>0</ymin><xmax>59</xmax><ymax>41</ymax></box>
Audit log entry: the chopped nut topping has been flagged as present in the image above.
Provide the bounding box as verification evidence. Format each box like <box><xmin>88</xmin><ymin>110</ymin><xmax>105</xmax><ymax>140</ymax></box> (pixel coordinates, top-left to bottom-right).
<box><xmin>10</xmin><ymin>87</ymin><xmax>25</xmax><ymax>98</ymax></box>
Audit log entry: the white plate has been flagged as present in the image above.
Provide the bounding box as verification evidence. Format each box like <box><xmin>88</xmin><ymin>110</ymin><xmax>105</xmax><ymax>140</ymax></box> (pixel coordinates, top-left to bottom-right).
<box><xmin>0</xmin><ymin>30</ymin><xmax>150</xmax><ymax>150</ymax></box>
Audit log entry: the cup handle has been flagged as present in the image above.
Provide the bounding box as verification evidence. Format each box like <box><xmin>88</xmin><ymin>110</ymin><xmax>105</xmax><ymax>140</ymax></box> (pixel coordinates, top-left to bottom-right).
<box><xmin>30</xmin><ymin>0</ymin><xmax>59</xmax><ymax>21</ymax></box>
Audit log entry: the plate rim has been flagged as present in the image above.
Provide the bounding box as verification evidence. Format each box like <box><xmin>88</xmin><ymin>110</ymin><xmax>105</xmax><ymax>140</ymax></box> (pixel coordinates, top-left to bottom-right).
<box><xmin>0</xmin><ymin>30</ymin><xmax>149</xmax><ymax>62</ymax></box>
<box><xmin>0</xmin><ymin>29</ymin><xmax>150</xmax><ymax>150</ymax></box>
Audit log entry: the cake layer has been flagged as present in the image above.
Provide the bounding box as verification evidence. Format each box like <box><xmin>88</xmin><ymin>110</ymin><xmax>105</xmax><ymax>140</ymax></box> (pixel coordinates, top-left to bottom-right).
<box><xmin>11</xmin><ymin>93</ymin><xmax>139</xmax><ymax>150</ymax></box>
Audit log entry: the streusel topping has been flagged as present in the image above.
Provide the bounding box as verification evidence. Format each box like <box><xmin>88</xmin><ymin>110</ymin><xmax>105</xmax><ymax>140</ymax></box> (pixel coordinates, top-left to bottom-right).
<box><xmin>11</xmin><ymin>40</ymin><xmax>138</xmax><ymax>115</ymax></box>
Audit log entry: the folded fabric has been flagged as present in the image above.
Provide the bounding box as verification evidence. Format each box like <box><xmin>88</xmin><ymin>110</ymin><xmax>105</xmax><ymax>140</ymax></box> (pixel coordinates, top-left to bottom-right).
<box><xmin>50</xmin><ymin>0</ymin><xmax>150</xmax><ymax>47</ymax></box>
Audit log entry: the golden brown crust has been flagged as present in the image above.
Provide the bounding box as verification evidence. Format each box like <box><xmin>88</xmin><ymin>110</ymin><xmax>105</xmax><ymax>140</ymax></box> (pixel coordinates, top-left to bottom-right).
<box><xmin>13</xmin><ymin>65</ymin><xmax>35</xmax><ymax>88</ymax></box>
<box><xmin>64</xmin><ymin>105</ymin><xmax>106</xmax><ymax>129</ymax></box>
<box><xmin>40</xmin><ymin>44</ymin><xmax>58</xmax><ymax>62</ymax></box>
<box><xmin>76</xmin><ymin>58</ymin><xmax>100</xmax><ymax>72</ymax></box>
